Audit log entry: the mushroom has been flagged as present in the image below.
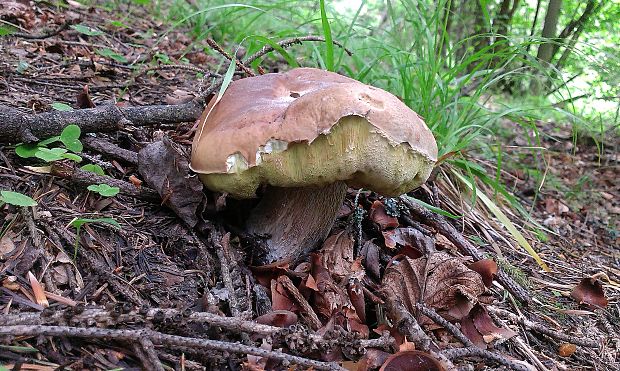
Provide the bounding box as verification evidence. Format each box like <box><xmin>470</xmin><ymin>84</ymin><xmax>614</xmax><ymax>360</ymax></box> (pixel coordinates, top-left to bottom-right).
<box><xmin>190</xmin><ymin>68</ymin><xmax>437</xmax><ymax>264</ymax></box>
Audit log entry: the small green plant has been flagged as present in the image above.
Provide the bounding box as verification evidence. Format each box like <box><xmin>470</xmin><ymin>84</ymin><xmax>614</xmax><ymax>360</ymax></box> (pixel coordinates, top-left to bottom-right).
<box><xmin>80</xmin><ymin>164</ymin><xmax>105</xmax><ymax>175</ymax></box>
<box><xmin>70</xmin><ymin>217</ymin><xmax>120</xmax><ymax>259</ymax></box>
<box><xmin>96</xmin><ymin>48</ymin><xmax>128</xmax><ymax>63</ymax></box>
<box><xmin>0</xmin><ymin>191</ymin><xmax>37</xmax><ymax>207</ymax></box>
<box><xmin>50</xmin><ymin>102</ymin><xmax>73</xmax><ymax>112</ymax></box>
<box><xmin>15</xmin><ymin>124</ymin><xmax>83</xmax><ymax>162</ymax></box>
<box><xmin>70</xmin><ymin>24</ymin><xmax>104</xmax><ymax>36</ymax></box>
<box><xmin>87</xmin><ymin>184</ymin><xmax>120</xmax><ymax>197</ymax></box>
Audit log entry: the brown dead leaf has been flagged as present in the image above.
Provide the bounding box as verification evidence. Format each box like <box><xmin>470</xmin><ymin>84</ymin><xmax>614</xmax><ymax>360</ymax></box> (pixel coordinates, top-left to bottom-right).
<box><xmin>545</xmin><ymin>198</ymin><xmax>569</xmax><ymax>215</ymax></box>
<box><xmin>165</xmin><ymin>89</ymin><xmax>195</xmax><ymax>105</ymax></box>
<box><xmin>255</xmin><ymin>310</ymin><xmax>298</xmax><ymax>328</ymax></box>
<box><xmin>270</xmin><ymin>278</ymin><xmax>299</xmax><ymax>313</ymax></box>
<box><xmin>355</xmin><ymin>349</ymin><xmax>391</xmax><ymax>371</ymax></box>
<box><xmin>468</xmin><ymin>259</ymin><xmax>498</xmax><ymax>287</ymax></box>
<box><xmin>138</xmin><ymin>137</ymin><xmax>204</xmax><ymax>227</ymax></box>
<box><xmin>310</xmin><ymin>253</ymin><xmax>350</xmax><ymax>320</ymax></box>
<box><xmin>348</xmin><ymin>278</ymin><xmax>366</xmax><ymax>323</ymax></box>
<box><xmin>558</xmin><ymin>343</ymin><xmax>577</xmax><ymax>357</ymax></box>
<box><xmin>0</xmin><ymin>234</ymin><xmax>16</xmax><ymax>258</ymax></box>
<box><xmin>381</xmin><ymin>252</ymin><xmax>485</xmax><ymax>326</ymax></box>
<box><xmin>76</xmin><ymin>85</ymin><xmax>95</xmax><ymax>108</ymax></box>
<box><xmin>360</xmin><ymin>240</ymin><xmax>381</xmax><ymax>280</ymax></box>
<box><xmin>379</xmin><ymin>350</ymin><xmax>444</xmax><ymax>371</ymax></box>
<box><xmin>468</xmin><ymin>304</ymin><xmax>516</xmax><ymax>346</ymax></box>
<box><xmin>321</xmin><ymin>231</ymin><xmax>359</xmax><ymax>283</ymax></box>
<box><xmin>382</xmin><ymin>227</ymin><xmax>433</xmax><ymax>256</ymax></box>
<box><xmin>369</xmin><ymin>201</ymin><xmax>399</xmax><ymax>230</ymax></box>
<box><xmin>570</xmin><ymin>276</ymin><xmax>609</xmax><ymax>309</ymax></box>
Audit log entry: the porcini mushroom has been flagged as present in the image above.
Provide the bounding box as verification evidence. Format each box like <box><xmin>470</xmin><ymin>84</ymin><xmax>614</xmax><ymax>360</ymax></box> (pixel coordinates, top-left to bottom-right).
<box><xmin>190</xmin><ymin>68</ymin><xmax>437</xmax><ymax>264</ymax></box>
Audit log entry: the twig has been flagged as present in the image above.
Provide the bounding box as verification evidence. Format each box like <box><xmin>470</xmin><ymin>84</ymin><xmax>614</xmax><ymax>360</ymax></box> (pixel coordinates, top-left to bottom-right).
<box><xmin>487</xmin><ymin>306</ymin><xmax>600</xmax><ymax>348</ymax></box>
<box><xmin>416</xmin><ymin>303</ymin><xmax>474</xmax><ymax>347</ymax></box>
<box><xmin>441</xmin><ymin>347</ymin><xmax>533</xmax><ymax>371</ymax></box>
<box><xmin>206</xmin><ymin>38</ymin><xmax>256</xmax><ymax>77</ymax></box>
<box><xmin>244</xmin><ymin>36</ymin><xmax>353</xmax><ymax>65</ymax></box>
<box><xmin>211</xmin><ymin>231</ymin><xmax>243</xmax><ymax>318</ymax></box>
<box><xmin>82</xmin><ymin>137</ymin><xmax>139</xmax><ymax>165</ymax></box>
<box><xmin>400</xmin><ymin>196</ymin><xmax>531</xmax><ymax>304</ymax></box>
<box><xmin>278</xmin><ymin>275</ymin><xmax>322</xmax><ymax>331</ymax></box>
<box><xmin>49</xmin><ymin>160</ymin><xmax>160</xmax><ymax>201</ymax></box>
<box><xmin>0</xmin><ymin>325</ymin><xmax>344</xmax><ymax>371</ymax></box>
<box><xmin>0</xmin><ymin>102</ymin><xmax>204</xmax><ymax>143</ymax></box>
<box><xmin>139</xmin><ymin>338</ymin><xmax>164</xmax><ymax>371</ymax></box>
<box><xmin>12</xmin><ymin>22</ymin><xmax>70</xmax><ymax>39</ymax></box>
<box><xmin>382</xmin><ymin>296</ymin><xmax>431</xmax><ymax>351</ymax></box>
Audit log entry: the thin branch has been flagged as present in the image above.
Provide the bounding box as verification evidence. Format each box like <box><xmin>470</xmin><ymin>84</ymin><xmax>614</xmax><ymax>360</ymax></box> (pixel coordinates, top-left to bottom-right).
<box><xmin>441</xmin><ymin>347</ymin><xmax>532</xmax><ymax>371</ymax></box>
<box><xmin>0</xmin><ymin>325</ymin><xmax>345</xmax><ymax>371</ymax></box>
<box><xmin>206</xmin><ymin>38</ymin><xmax>256</xmax><ymax>77</ymax></box>
<box><xmin>244</xmin><ymin>36</ymin><xmax>353</xmax><ymax>65</ymax></box>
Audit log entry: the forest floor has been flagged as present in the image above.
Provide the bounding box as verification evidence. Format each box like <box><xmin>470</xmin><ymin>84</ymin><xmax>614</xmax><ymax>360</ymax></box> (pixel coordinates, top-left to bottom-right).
<box><xmin>1</xmin><ymin>2</ymin><xmax>618</xmax><ymax>371</ymax></box>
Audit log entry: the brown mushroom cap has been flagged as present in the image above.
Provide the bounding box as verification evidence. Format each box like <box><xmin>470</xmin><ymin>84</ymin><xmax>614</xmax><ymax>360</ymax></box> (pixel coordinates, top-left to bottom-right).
<box><xmin>190</xmin><ymin>68</ymin><xmax>438</xmax><ymax>198</ymax></box>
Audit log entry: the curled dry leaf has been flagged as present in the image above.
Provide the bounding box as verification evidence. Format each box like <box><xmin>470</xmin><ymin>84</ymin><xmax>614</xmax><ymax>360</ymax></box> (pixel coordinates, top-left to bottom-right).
<box><xmin>381</xmin><ymin>252</ymin><xmax>486</xmax><ymax>326</ymax></box>
<box><xmin>138</xmin><ymin>137</ymin><xmax>204</xmax><ymax>227</ymax></box>
<box><xmin>360</xmin><ymin>240</ymin><xmax>381</xmax><ymax>280</ymax></box>
<box><xmin>370</xmin><ymin>200</ymin><xmax>399</xmax><ymax>230</ymax></box>
<box><xmin>570</xmin><ymin>276</ymin><xmax>609</xmax><ymax>309</ymax></box>
<box><xmin>76</xmin><ymin>85</ymin><xmax>95</xmax><ymax>109</ymax></box>
<box><xmin>255</xmin><ymin>310</ymin><xmax>298</xmax><ymax>328</ymax></box>
<box><xmin>460</xmin><ymin>304</ymin><xmax>516</xmax><ymax>348</ymax></box>
<box><xmin>382</xmin><ymin>227</ymin><xmax>434</xmax><ymax>256</ymax></box>
<box><xmin>379</xmin><ymin>350</ymin><xmax>444</xmax><ymax>371</ymax></box>
<box><xmin>468</xmin><ymin>259</ymin><xmax>498</xmax><ymax>287</ymax></box>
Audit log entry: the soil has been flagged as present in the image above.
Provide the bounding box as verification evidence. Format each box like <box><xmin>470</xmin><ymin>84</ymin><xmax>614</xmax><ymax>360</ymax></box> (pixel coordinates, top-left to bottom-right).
<box><xmin>1</xmin><ymin>2</ymin><xmax>618</xmax><ymax>371</ymax></box>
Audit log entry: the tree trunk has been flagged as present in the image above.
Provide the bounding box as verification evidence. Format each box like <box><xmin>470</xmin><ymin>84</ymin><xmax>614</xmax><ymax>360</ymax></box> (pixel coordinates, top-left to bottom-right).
<box><xmin>552</xmin><ymin>0</ymin><xmax>602</xmax><ymax>68</ymax></box>
<box><xmin>537</xmin><ymin>0</ymin><xmax>562</xmax><ymax>63</ymax></box>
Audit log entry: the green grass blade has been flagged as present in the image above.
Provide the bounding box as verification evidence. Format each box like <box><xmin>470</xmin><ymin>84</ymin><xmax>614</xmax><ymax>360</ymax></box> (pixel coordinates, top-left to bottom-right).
<box><xmin>319</xmin><ymin>0</ymin><xmax>334</xmax><ymax>71</ymax></box>
<box><xmin>453</xmin><ymin>170</ymin><xmax>550</xmax><ymax>272</ymax></box>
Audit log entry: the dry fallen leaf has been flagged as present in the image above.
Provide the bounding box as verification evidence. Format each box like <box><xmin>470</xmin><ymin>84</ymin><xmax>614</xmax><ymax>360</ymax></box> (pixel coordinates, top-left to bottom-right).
<box><xmin>570</xmin><ymin>276</ymin><xmax>609</xmax><ymax>309</ymax></box>
<box><xmin>138</xmin><ymin>137</ymin><xmax>204</xmax><ymax>227</ymax></box>
<box><xmin>468</xmin><ymin>259</ymin><xmax>498</xmax><ymax>287</ymax></box>
<box><xmin>255</xmin><ymin>310</ymin><xmax>298</xmax><ymax>328</ymax></box>
<box><xmin>355</xmin><ymin>348</ymin><xmax>390</xmax><ymax>371</ymax></box>
<box><xmin>382</xmin><ymin>227</ymin><xmax>433</xmax><ymax>256</ymax></box>
<box><xmin>320</xmin><ymin>231</ymin><xmax>358</xmax><ymax>283</ymax></box>
<box><xmin>461</xmin><ymin>304</ymin><xmax>516</xmax><ymax>348</ymax></box>
<box><xmin>369</xmin><ymin>200</ymin><xmax>399</xmax><ymax>230</ymax></box>
<box><xmin>558</xmin><ymin>343</ymin><xmax>577</xmax><ymax>357</ymax></box>
<box><xmin>381</xmin><ymin>252</ymin><xmax>486</xmax><ymax>325</ymax></box>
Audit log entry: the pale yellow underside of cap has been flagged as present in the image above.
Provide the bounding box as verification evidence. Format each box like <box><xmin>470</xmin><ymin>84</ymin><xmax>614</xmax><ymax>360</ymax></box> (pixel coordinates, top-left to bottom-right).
<box><xmin>199</xmin><ymin>116</ymin><xmax>434</xmax><ymax>198</ymax></box>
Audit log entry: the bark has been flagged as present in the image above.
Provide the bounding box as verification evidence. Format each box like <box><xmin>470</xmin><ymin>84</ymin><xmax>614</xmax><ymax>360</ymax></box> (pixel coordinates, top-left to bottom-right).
<box><xmin>246</xmin><ymin>182</ymin><xmax>348</xmax><ymax>264</ymax></box>
<box><xmin>537</xmin><ymin>0</ymin><xmax>563</xmax><ymax>63</ymax></box>
<box><xmin>0</xmin><ymin>101</ymin><xmax>204</xmax><ymax>143</ymax></box>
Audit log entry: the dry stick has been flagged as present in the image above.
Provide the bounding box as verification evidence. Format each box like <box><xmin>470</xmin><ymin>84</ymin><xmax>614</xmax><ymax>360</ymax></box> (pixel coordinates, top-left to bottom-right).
<box><xmin>82</xmin><ymin>137</ymin><xmax>139</xmax><ymax>165</ymax></box>
<box><xmin>12</xmin><ymin>22</ymin><xmax>70</xmax><ymax>39</ymax></box>
<box><xmin>278</xmin><ymin>275</ymin><xmax>323</xmax><ymax>331</ymax></box>
<box><xmin>416</xmin><ymin>304</ymin><xmax>534</xmax><ymax>371</ymax></box>
<box><xmin>244</xmin><ymin>36</ymin><xmax>354</xmax><ymax>65</ymax></box>
<box><xmin>0</xmin><ymin>325</ymin><xmax>344</xmax><ymax>371</ymax></box>
<box><xmin>400</xmin><ymin>196</ymin><xmax>531</xmax><ymax>304</ymax></box>
<box><xmin>139</xmin><ymin>338</ymin><xmax>165</xmax><ymax>371</ymax></box>
<box><xmin>50</xmin><ymin>161</ymin><xmax>160</xmax><ymax>201</ymax></box>
<box><xmin>415</xmin><ymin>303</ymin><xmax>474</xmax><ymax>348</ymax></box>
<box><xmin>206</xmin><ymin>38</ymin><xmax>256</xmax><ymax>77</ymax></box>
<box><xmin>0</xmin><ymin>101</ymin><xmax>204</xmax><ymax>143</ymax></box>
<box><xmin>441</xmin><ymin>347</ymin><xmax>532</xmax><ymax>371</ymax></box>
<box><xmin>0</xmin><ymin>307</ymin><xmax>390</xmax><ymax>350</ymax></box>
<box><xmin>211</xmin><ymin>231</ymin><xmax>243</xmax><ymax>318</ymax></box>
<box><xmin>487</xmin><ymin>306</ymin><xmax>600</xmax><ymax>348</ymax></box>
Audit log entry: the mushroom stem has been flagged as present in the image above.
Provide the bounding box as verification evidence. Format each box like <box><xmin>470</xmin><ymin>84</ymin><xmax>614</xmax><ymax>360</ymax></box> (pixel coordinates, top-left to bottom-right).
<box><xmin>246</xmin><ymin>181</ymin><xmax>348</xmax><ymax>264</ymax></box>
